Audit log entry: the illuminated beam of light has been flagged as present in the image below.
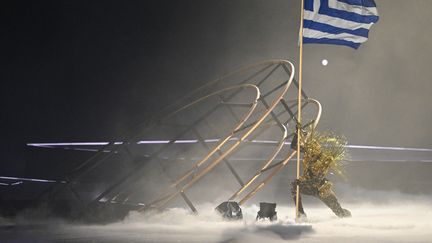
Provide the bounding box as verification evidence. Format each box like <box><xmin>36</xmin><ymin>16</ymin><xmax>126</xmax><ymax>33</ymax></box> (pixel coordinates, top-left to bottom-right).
<box><xmin>27</xmin><ymin>140</ymin><xmax>432</xmax><ymax>152</ymax></box>
<box><xmin>0</xmin><ymin>176</ymin><xmax>66</xmax><ymax>184</ymax></box>
<box><xmin>344</xmin><ymin>144</ymin><xmax>432</xmax><ymax>152</ymax></box>
<box><xmin>0</xmin><ymin>181</ymin><xmax>22</xmax><ymax>186</ymax></box>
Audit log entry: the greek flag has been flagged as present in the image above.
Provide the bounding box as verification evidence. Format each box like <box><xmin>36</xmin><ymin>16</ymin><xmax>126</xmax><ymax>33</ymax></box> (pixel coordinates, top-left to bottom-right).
<box><xmin>303</xmin><ymin>0</ymin><xmax>379</xmax><ymax>49</ymax></box>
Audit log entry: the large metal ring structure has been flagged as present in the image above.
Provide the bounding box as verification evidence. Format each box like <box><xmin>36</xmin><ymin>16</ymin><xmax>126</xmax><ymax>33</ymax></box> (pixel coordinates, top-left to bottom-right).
<box><xmin>38</xmin><ymin>59</ymin><xmax>321</xmax><ymax>217</ymax></box>
<box><xmin>137</xmin><ymin>61</ymin><xmax>296</xmax><ymax>210</ymax></box>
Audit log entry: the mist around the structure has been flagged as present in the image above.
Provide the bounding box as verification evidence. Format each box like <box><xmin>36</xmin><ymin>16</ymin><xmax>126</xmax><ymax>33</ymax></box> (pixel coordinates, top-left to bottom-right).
<box><xmin>1</xmin><ymin>186</ymin><xmax>432</xmax><ymax>243</ymax></box>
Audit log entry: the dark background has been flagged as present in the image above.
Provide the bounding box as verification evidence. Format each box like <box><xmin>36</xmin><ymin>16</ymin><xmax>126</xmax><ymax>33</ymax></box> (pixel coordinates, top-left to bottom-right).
<box><xmin>2</xmin><ymin>1</ymin><xmax>432</xmax><ymax>188</ymax></box>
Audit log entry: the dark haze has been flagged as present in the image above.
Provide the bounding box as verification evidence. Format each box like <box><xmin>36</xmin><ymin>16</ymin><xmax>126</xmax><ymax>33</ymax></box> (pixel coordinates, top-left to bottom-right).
<box><xmin>2</xmin><ymin>0</ymin><xmax>432</xmax><ymax>199</ymax></box>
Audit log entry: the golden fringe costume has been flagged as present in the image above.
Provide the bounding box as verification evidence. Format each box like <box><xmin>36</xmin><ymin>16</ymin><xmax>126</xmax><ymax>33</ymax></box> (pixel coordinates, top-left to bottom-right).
<box><xmin>291</xmin><ymin>127</ymin><xmax>351</xmax><ymax>218</ymax></box>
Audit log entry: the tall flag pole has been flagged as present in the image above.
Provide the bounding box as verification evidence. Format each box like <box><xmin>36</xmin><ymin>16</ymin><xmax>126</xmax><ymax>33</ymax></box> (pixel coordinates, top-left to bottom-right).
<box><xmin>295</xmin><ymin>0</ymin><xmax>379</xmax><ymax>220</ymax></box>
<box><xmin>295</xmin><ymin>0</ymin><xmax>305</xmax><ymax>221</ymax></box>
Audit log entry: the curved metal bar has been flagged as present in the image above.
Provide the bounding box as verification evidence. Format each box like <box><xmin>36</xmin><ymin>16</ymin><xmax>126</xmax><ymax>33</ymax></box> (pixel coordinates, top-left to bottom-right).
<box><xmin>147</xmin><ymin>61</ymin><xmax>296</xmax><ymax>210</ymax></box>
<box><xmin>169</xmin><ymin>84</ymin><xmax>261</xmax><ymax>187</ymax></box>
<box><xmin>282</xmin><ymin>97</ymin><xmax>322</xmax><ymax>129</ymax></box>
<box><xmin>237</xmin><ymin>97</ymin><xmax>322</xmax><ymax>205</ymax></box>
<box><xmin>163</xmin><ymin>84</ymin><xmax>260</xmax><ymax>123</ymax></box>
<box><xmin>239</xmin><ymin>151</ymin><xmax>297</xmax><ymax>205</ymax></box>
<box><xmin>154</xmin><ymin>59</ymin><xmax>295</xmax><ymax>120</ymax></box>
<box><xmin>308</xmin><ymin>98</ymin><xmax>322</xmax><ymax>129</ymax></box>
<box><xmin>228</xmin><ymin>124</ymin><xmax>288</xmax><ymax>200</ymax></box>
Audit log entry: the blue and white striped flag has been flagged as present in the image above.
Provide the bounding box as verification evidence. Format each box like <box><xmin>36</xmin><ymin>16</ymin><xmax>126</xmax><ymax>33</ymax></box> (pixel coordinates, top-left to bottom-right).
<box><xmin>303</xmin><ymin>0</ymin><xmax>379</xmax><ymax>49</ymax></box>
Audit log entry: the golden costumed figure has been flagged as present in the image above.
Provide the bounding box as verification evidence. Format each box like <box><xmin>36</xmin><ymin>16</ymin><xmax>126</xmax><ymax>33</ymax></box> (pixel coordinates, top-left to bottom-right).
<box><xmin>291</xmin><ymin>125</ymin><xmax>351</xmax><ymax>218</ymax></box>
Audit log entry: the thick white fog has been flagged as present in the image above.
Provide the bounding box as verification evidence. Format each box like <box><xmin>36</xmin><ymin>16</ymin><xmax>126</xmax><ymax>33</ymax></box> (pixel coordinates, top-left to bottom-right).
<box><xmin>1</xmin><ymin>187</ymin><xmax>432</xmax><ymax>242</ymax></box>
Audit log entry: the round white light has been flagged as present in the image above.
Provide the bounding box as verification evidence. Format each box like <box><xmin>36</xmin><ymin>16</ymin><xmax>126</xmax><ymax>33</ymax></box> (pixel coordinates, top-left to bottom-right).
<box><xmin>321</xmin><ymin>59</ymin><xmax>328</xmax><ymax>66</ymax></box>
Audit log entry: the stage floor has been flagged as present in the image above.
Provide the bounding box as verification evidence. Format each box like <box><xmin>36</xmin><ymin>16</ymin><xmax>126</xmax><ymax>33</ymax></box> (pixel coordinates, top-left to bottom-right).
<box><xmin>1</xmin><ymin>194</ymin><xmax>432</xmax><ymax>243</ymax></box>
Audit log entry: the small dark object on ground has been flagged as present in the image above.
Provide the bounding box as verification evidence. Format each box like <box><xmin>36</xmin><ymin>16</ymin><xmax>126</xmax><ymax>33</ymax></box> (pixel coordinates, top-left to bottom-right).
<box><xmin>256</xmin><ymin>202</ymin><xmax>277</xmax><ymax>221</ymax></box>
<box><xmin>215</xmin><ymin>201</ymin><xmax>243</xmax><ymax>220</ymax></box>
